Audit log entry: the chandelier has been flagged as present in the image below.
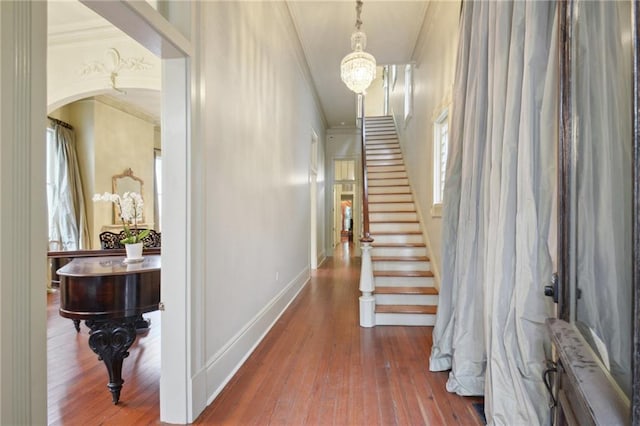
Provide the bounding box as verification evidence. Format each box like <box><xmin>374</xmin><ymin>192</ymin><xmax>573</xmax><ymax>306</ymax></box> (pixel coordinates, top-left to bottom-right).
<box><xmin>340</xmin><ymin>0</ymin><xmax>376</xmax><ymax>94</ymax></box>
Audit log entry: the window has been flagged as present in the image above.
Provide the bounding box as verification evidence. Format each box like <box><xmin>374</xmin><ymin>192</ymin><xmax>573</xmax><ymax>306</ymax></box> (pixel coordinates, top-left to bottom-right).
<box><xmin>404</xmin><ymin>64</ymin><xmax>413</xmax><ymax>122</ymax></box>
<box><xmin>432</xmin><ymin>108</ymin><xmax>449</xmax><ymax>216</ymax></box>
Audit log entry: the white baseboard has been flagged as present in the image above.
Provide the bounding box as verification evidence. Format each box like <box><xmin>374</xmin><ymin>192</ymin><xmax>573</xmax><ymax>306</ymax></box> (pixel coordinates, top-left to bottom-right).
<box><xmin>317</xmin><ymin>250</ymin><xmax>327</xmax><ymax>267</ymax></box>
<box><xmin>201</xmin><ymin>267</ymin><xmax>310</xmax><ymax>408</ymax></box>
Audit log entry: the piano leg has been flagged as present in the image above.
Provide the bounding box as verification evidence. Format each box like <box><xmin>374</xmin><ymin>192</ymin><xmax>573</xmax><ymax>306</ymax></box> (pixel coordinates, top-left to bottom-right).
<box><xmin>85</xmin><ymin>317</ymin><xmax>137</xmax><ymax>404</ymax></box>
<box><xmin>72</xmin><ymin>319</ymin><xmax>81</xmax><ymax>332</ymax></box>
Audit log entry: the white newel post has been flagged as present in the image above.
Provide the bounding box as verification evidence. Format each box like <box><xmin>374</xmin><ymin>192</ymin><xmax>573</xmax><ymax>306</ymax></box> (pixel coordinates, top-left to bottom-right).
<box><xmin>359</xmin><ymin>239</ymin><xmax>375</xmax><ymax>327</ymax></box>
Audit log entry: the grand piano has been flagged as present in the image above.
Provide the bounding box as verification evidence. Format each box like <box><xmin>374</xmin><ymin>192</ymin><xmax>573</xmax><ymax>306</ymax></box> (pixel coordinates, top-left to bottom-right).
<box><xmin>55</xmin><ymin>252</ymin><xmax>161</xmax><ymax>404</ymax></box>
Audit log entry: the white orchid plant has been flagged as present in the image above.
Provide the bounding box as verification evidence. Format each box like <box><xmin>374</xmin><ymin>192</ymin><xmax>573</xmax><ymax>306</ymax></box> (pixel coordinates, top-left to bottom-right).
<box><xmin>93</xmin><ymin>191</ymin><xmax>150</xmax><ymax>244</ymax></box>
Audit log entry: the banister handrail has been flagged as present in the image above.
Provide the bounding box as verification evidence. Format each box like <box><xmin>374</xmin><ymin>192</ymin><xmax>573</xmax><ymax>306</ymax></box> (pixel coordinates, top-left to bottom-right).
<box><xmin>360</xmin><ymin>95</ymin><xmax>373</xmax><ymax>243</ymax></box>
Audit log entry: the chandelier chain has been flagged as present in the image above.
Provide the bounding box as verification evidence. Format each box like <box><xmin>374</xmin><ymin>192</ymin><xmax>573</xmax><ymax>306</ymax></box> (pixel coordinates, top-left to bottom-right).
<box><xmin>355</xmin><ymin>0</ymin><xmax>363</xmax><ymax>30</ymax></box>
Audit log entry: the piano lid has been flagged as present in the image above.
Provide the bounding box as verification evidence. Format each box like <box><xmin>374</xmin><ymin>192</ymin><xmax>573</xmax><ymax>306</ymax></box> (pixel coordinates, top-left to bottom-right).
<box><xmin>57</xmin><ymin>255</ymin><xmax>161</xmax><ymax>278</ymax></box>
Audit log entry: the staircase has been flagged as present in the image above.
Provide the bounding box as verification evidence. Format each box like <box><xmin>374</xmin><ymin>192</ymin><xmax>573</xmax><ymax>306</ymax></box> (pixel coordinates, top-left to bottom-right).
<box><xmin>364</xmin><ymin>116</ymin><xmax>438</xmax><ymax>326</ymax></box>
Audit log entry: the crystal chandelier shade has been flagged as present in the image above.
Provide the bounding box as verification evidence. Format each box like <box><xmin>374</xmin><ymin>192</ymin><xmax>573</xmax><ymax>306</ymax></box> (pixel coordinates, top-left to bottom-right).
<box><xmin>340</xmin><ymin>1</ymin><xmax>376</xmax><ymax>94</ymax></box>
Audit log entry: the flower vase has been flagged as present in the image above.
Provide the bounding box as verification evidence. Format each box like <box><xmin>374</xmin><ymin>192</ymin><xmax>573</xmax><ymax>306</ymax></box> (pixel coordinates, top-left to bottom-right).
<box><xmin>125</xmin><ymin>242</ymin><xmax>143</xmax><ymax>262</ymax></box>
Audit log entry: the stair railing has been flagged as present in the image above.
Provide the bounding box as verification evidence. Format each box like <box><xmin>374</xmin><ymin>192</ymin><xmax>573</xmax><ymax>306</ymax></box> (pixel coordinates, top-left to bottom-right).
<box><xmin>359</xmin><ymin>94</ymin><xmax>375</xmax><ymax>327</ymax></box>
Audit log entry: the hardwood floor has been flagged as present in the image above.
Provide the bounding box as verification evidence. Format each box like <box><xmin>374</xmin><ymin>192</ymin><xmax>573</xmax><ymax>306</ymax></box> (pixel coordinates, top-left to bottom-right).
<box><xmin>47</xmin><ymin>243</ymin><xmax>483</xmax><ymax>425</ymax></box>
<box><xmin>47</xmin><ymin>292</ymin><xmax>161</xmax><ymax>425</ymax></box>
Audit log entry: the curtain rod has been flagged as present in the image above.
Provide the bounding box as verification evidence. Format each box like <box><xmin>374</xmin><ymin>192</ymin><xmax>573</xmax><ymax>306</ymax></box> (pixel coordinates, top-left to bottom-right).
<box><xmin>47</xmin><ymin>116</ymin><xmax>73</xmax><ymax>130</ymax></box>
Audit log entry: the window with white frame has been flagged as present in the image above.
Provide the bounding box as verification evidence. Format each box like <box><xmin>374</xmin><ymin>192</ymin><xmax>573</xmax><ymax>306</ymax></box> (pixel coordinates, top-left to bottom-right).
<box><xmin>432</xmin><ymin>108</ymin><xmax>449</xmax><ymax>214</ymax></box>
<box><xmin>404</xmin><ymin>64</ymin><xmax>413</xmax><ymax>122</ymax></box>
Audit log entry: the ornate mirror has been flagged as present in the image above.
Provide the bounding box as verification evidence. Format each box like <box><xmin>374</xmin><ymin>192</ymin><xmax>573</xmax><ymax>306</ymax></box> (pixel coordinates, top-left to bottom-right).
<box><xmin>112</xmin><ymin>168</ymin><xmax>144</xmax><ymax>223</ymax></box>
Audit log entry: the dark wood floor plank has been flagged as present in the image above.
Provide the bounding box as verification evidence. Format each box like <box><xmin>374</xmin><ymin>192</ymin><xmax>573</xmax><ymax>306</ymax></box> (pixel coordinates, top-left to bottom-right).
<box><xmin>47</xmin><ymin>243</ymin><xmax>483</xmax><ymax>425</ymax></box>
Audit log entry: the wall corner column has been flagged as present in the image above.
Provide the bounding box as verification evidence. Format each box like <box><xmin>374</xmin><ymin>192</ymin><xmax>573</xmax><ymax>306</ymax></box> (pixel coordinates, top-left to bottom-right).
<box><xmin>0</xmin><ymin>1</ymin><xmax>48</xmax><ymax>424</ymax></box>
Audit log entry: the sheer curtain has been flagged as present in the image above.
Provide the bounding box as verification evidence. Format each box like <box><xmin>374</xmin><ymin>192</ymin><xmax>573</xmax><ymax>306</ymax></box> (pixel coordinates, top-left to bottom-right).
<box><xmin>429</xmin><ymin>2</ymin><xmax>557</xmax><ymax>424</ymax></box>
<box><xmin>48</xmin><ymin>123</ymin><xmax>90</xmax><ymax>250</ymax></box>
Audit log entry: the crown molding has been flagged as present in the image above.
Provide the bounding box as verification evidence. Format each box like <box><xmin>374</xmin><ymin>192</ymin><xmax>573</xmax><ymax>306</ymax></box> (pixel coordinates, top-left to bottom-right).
<box><xmin>48</xmin><ymin>23</ymin><xmax>126</xmax><ymax>46</ymax></box>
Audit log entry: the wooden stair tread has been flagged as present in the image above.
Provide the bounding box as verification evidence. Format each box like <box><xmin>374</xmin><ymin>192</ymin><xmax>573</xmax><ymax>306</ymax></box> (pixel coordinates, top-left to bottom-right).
<box><xmin>370</xmin><ymin>219</ymin><xmax>418</xmax><ymax>223</ymax></box>
<box><xmin>374</xmin><ymin>270</ymin><xmax>434</xmax><ymax>278</ymax></box>
<box><xmin>375</xmin><ymin>305</ymin><xmax>437</xmax><ymax>314</ymax></box>
<box><xmin>369</xmin><ymin>201</ymin><xmax>414</xmax><ymax>204</ymax></box>
<box><xmin>370</xmin><ymin>231</ymin><xmax>422</xmax><ymax>235</ymax></box>
<box><xmin>372</xmin><ymin>242</ymin><xmax>426</xmax><ymax>247</ymax></box>
<box><xmin>375</xmin><ymin>286</ymin><xmax>438</xmax><ymax>295</ymax></box>
<box><xmin>372</xmin><ymin>256</ymin><xmax>430</xmax><ymax>262</ymax></box>
<box><xmin>369</xmin><ymin>210</ymin><xmax>416</xmax><ymax>213</ymax></box>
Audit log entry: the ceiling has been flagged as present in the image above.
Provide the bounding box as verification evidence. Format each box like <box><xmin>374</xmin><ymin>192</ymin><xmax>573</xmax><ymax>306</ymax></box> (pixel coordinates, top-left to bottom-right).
<box><xmin>48</xmin><ymin>1</ymin><xmax>429</xmax><ymax>129</ymax></box>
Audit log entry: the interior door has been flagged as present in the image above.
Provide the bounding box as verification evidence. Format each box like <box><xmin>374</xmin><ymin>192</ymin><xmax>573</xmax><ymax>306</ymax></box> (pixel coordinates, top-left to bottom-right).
<box><xmin>549</xmin><ymin>0</ymin><xmax>638</xmax><ymax>424</ymax></box>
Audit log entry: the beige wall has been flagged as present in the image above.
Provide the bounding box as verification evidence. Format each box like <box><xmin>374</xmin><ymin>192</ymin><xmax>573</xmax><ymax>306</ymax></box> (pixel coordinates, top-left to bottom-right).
<box><xmin>199</xmin><ymin>1</ymin><xmax>326</xmax><ymax>403</ymax></box>
<box><xmin>389</xmin><ymin>1</ymin><xmax>460</xmax><ymax>286</ymax></box>
<box><xmin>51</xmin><ymin>99</ymin><xmax>157</xmax><ymax>248</ymax></box>
<box><xmin>364</xmin><ymin>66</ymin><xmax>385</xmax><ymax>117</ymax></box>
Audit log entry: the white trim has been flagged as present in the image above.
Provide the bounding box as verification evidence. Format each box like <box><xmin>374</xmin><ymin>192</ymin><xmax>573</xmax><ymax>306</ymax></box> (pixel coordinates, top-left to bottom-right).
<box><xmin>403</xmin><ymin>64</ymin><xmax>414</xmax><ymax>125</ymax></box>
<box><xmin>0</xmin><ymin>2</ymin><xmax>47</xmax><ymax>423</ymax></box>
<box><xmin>432</xmin><ymin>108</ymin><xmax>449</xmax><ymax>209</ymax></box>
<box><xmin>204</xmin><ymin>268</ymin><xmax>310</xmax><ymax>404</ymax></box>
<box><xmin>280</xmin><ymin>3</ymin><xmax>328</xmax><ymax>129</ymax></box>
<box><xmin>430</xmin><ymin>203</ymin><xmax>443</xmax><ymax>218</ymax></box>
<box><xmin>77</xmin><ymin>2</ymin><xmax>196</xmax><ymax>423</ymax></box>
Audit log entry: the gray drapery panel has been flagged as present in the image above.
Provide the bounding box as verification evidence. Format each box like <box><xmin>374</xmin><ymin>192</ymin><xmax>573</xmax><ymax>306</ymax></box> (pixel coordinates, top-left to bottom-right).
<box><xmin>429</xmin><ymin>2</ymin><xmax>557</xmax><ymax>424</ymax></box>
<box><xmin>48</xmin><ymin>123</ymin><xmax>90</xmax><ymax>250</ymax></box>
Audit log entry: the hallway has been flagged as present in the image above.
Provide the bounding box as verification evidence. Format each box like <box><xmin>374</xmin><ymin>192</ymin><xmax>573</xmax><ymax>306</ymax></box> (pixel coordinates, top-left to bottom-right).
<box><xmin>198</xmin><ymin>242</ymin><xmax>482</xmax><ymax>425</ymax></box>
<box><xmin>47</xmin><ymin>244</ymin><xmax>482</xmax><ymax>424</ymax></box>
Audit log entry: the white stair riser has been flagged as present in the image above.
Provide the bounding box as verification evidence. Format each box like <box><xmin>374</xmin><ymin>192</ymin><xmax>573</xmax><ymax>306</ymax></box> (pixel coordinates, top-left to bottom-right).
<box><xmin>369</xmin><ymin>202</ymin><xmax>414</xmax><ymax>212</ymax></box>
<box><xmin>367</xmin><ymin>140</ymin><xmax>399</xmax><ymax>147</ymax></box>
<box><xmin>367</xmin><ymin>123</ymin><xmax>395</xmax><ymax>128</ymax></box>
<box><xmin>366</xmin><ymin>148</ymin><xmax>400</xmax><ymax>155</ymax></box>
<box><xmin>369</xmin><ymin>194</ymin><xmax>413</xmax><ymax>203</ymax></box>
<box><xmin>367</xmin><ymin>155</ymin><xmax>402</xmax><ymax>162</ymax></box>
<box><xmin>368</xmin><ymin>160</ymin><xmax>403</xmax><ymax>167</ymax></box>
<box><xmin>370</xmin><ymin>212</ymin><xmax>417</xmax><ymax>222</ymax></box>
<box><xmin>366</xmin><ymin>145</ymin><xmax>400</xmax><ymax>152</ymax></box>
<box><xmin>365</xmin><ymin>148</ymin><xmax>402</xmax><ymax>153</ymax></box>
<box><xmin>370</xmin><ymin>222</ymin><xmax>420</xmax><ymax>233</ymax></box>
<box><xmin>370</xmin><ymin>233</ymin><xmax>423</xmax><ymax>244</ymax></box>
<box><xmin>368</xmin><ymin>178</ymin><xmax>409</xmax><ymax>187</ymax></box>
<box><xmin>373</xmin><ymin>261</ymin><xmax>431</xmax><ymax>271</ymax></box>
<box><xmin>372</xmin><ymin>247</ymin><xmax>428</xmax><ymax>257</ymax></box>
<box><xmin>368</xmin><ymin>171</ymin><xmax>407</xmax><ymax>180</ymax></box>
<box><xmin>368</xmin><ymin>186</ymin><xmax>410</xmax><ymax>194</ymax></box>
<box><xmin>367</xmin><ymin>135</ymin><xmax>397</xmax><ymax>140</ymax></box>
<box><xmin>367</xmin><ymin>131</ymin><xmax>395</xmax><ymax>136</ymax></box>
<box><xmin>374</xmin><ymin>276</ymin><xmax>435</xmax><ymax>287</ymax></box>
<box><xmin>376</xmin><ymin>294</ymin><xmax>439</xmax><ymax>305</ymax></box>
<box><xmin>366</xmin><ymin>165</ymin><xmax>404</xmax><ymax>173</ymax></box>
<box><xmin>375</xmin><ymin>313</ymin><xmax>436</xmax><ymax>326</ymax></box>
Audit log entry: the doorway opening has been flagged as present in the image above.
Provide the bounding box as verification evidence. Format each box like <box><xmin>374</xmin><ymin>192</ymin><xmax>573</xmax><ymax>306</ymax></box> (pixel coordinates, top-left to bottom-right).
<box><xmin>332</xmin><ymin>158</ymin><xmax>357</xmax><ymax>248</ymax></box>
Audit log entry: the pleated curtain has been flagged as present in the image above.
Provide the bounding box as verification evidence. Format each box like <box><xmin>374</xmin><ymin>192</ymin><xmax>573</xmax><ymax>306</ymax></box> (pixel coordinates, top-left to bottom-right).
<box><xmin>48</xmin><ymin>123</ymin><xmax>91</xmax><ymax>250</ymax></box>
<box><xmin>429</xmin><ymin>2</ymin><xmax>558</xmax><ymax>424</ymax></box>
